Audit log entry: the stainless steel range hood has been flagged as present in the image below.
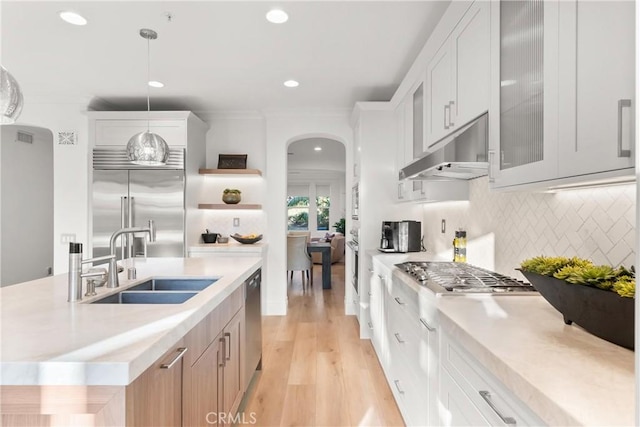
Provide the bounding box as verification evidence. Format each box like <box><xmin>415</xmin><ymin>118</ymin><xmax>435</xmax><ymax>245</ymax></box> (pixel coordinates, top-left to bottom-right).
<box><xmin>399</xmin><ymin>113</ymin><xmax>488</xmax><ymax>180</ymax></box>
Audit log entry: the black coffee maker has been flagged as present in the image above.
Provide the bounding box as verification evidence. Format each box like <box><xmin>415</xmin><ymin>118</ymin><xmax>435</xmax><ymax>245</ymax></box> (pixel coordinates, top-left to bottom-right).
<box><xmin>380</xmin><ymin>220</ymin><xmax>421</xmax><ymax>253</ymax></box>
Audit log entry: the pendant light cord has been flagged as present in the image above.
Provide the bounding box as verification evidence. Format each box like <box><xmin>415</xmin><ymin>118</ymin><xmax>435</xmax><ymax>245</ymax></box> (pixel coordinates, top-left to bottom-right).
<box><xmin>146</xmin><ymin>34</ymin><xmax>151</xmax><ymax>132</ymax></box>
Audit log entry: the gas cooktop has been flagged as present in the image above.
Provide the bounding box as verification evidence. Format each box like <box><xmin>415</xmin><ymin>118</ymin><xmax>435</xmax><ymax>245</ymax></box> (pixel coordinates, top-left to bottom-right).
<box><xmin>395</xmin><ymin>261</ymin><xmax>536</xmax><ymax>294</ymax></box>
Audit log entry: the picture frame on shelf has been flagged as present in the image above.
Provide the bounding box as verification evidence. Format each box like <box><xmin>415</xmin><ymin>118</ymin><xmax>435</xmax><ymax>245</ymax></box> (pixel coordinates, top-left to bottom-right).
<box><xmin>217</xmin><ymin>154</ymin><xmax>247</xmax><ymax>169</ymax></box>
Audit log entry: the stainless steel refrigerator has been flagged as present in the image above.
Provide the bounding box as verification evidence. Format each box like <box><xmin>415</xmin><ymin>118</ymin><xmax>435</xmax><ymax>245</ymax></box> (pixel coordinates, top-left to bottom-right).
<box><xmin>92</xmin><ymin>148</ymin><xmax>185</xmax><ymax>260</ymax></box>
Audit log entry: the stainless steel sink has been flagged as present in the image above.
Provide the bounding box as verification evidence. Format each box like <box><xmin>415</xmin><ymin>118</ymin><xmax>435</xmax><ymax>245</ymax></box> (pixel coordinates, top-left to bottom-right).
<box><xmin>127</xmin><ymin>278</ymin><xmax>218</xmax><ymax>292</ymax></box>
<box><xmin>90</xmin><ymin>277</ymin><xmax>218</xmax><ymax>304</ymax></box>
<box><xmin>92</xmin><ymin>290</ymin><xmax>199</xmax><ymax>304</ymax></box>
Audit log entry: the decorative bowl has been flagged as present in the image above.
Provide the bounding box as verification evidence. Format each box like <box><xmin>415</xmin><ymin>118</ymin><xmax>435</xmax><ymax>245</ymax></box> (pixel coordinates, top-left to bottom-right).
<box><xmin>217</xmin><ymin>236</ymin><xmax>229</xmax><ymax>244</ymax></box>
<box><xmin>519</xmin><ymin>270</ymin><xmax>634</xmax><ymax>350</ymax></box>
<box><xmin>230</xmin><ymin>233</ymin><xmax>262</xmax><ymax>244</ymax></box>
<box><xmin>202</xmin><ymin>233</ymin><xmax>219</xmax><ymax>244</ymax></box>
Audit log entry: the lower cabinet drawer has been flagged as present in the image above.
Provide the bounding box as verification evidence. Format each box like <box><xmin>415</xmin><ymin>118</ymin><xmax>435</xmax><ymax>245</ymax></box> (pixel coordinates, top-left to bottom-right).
<box><xmin>439</xmin><ymin>367</ymin><xmax>492</xmax><ymax>427</ymax></box>
<box><xmin>441</xmin><ymin>333</ymin><xmax>545</xmax><ymax>426</ymax></box>
<box><xmin>387</xmin><ymin>350</ymin><xmax>429</xmax><ymax>427</ymax></box>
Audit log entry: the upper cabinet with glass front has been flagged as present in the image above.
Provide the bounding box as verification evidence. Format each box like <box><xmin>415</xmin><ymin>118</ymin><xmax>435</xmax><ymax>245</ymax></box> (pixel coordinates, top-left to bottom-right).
<box><xmin>489</xmin><ymin>0</ymin><xmax>635</xmax><ymax>189</ymax></box>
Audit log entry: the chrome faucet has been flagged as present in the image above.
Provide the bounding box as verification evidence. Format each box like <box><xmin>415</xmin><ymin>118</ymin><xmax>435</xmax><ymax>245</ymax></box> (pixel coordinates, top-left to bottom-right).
<box><xmin>68</xmin><ymin>243</ymin><xmax>115</xmax><ymax>302</ymax></box>
<box><xmin>106</xmin><ymin>219</ymin><xmax>156</xmax><ymax>288</ymax></box>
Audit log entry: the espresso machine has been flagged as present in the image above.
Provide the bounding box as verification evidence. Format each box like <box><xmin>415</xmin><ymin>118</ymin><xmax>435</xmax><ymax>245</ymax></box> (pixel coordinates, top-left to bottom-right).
<box><xmin>380</xmin><ymin>220</ymin><xmax>422</xmax><ymax>253</ymax></box>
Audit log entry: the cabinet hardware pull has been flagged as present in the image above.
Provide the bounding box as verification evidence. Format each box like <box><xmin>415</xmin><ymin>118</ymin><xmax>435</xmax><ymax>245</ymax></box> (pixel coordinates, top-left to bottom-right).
<box><xmin>444</xmin><ymin>104</ymin><xmax>450</xmax><ymax>130</ymax></box>
<box><xmin>368</xmin><ymin>322</ymin><xmax>373</xmax><ymax>330</ymax></box>
<box><xmin>448</xmin><ymin>101</ymin><xmax>455</xmax><ymax>127</ymax></box>
<box><xmin>225</xmin><ymin>332</ymin><xmax>232</xmax><ymax>361</ymax></box>
<box><xmin>398</xmin><ymin>182</ymin><xmax>404</xmax><ymax>199</ymax></box>
<box><xmin>160</xmin><ymin>347</ymin><xmax>188</xmax><ymax>369</ymax></box>
<box><xmin>479</xmin><ymin>390</ymin><xmax>517</xmax><ymax>426</ymax></box>
<box><xmin>419</xmin><ymin>317</ymin><xmax>436</xmax><ymax>332</ymax></box>
<box><xmin>368</xmin><ymin>291</ymin><xmax>372</xmax><ymax>296</ymax></box>
<box><xmin>219</xmin><ymin>337</ymin><xmax>227</xmax><ymax>367</ymax></box>
<box><xmin>394</xmin><ymin>297</ymin><xmax>405</xmax><ymax>305</ymax></box>
<box><xmin>394</xmin><ymin>380</ymin><xmax>405</xmax><ymax>394</ymax></box>
<box><xmin>488</xmin><ymin>150</ymin><xmax>496</xmax><ymax>183</ymax></box>
<box><xmin>368</xmin><ymin>268</ymin><xmax>374</xmax><ymax>273</ymax></box>
<box><xmin>618</xmin><ymin>99</ymin><xmax>632</xmax><ymax>157</ymax></box>
<box><xmin>394</xmin><ymin>332</ymin><xmax>405</xmax><ymax>343</ymax></box>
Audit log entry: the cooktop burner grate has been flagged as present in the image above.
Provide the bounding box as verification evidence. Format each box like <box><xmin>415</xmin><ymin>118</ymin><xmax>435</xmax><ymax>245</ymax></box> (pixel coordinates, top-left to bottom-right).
<box><xmin>395</xmin><ymin>261</ymin><xmax>535</xmax><ymax>293</ymax></box>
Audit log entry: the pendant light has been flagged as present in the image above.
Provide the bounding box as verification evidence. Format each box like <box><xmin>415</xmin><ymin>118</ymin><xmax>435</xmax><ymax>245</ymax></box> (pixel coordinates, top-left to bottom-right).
<box><xmin>1</xmin><ymin>65</ymin><xmax>24</xmax><ymax>124</ymax></box>
<box><xmin>126</xmin><ymin>28</ymin><xmax>169</xmax><ymax>165</ymax></box>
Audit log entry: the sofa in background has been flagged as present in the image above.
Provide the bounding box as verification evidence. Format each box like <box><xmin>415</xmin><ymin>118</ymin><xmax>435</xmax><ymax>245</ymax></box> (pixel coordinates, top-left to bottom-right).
<box><xmin>311</xmin><ymin>233</ymin><xmax>345</xmax><ymax>264</ymax></box>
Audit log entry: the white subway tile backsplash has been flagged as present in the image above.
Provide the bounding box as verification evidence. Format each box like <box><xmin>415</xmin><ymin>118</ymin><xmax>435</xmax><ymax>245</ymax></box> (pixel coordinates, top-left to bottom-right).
<box><xmin>422</xmin><ymin>177</ymin><xmax>636</xmax><ymax>279</ymax></box>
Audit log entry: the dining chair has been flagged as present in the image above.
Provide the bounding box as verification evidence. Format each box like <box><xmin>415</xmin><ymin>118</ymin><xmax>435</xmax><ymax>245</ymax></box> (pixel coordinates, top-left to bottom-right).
<box><xmin>286</xmin><ymin>234</ymin><xmax>313</xmax><ymax>289</ymax></box>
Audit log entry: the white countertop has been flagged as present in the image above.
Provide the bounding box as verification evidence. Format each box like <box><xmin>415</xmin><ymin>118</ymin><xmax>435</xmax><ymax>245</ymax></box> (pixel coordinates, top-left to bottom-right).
<box><xmin>369</xmin><ymin>252</ymin><xmax>635</xmax><ymax>427</ymax></box>
<box><xmin>0</xmin><ymin>256</ymin><xmax>261</xmax><ymax>386</ymax></box>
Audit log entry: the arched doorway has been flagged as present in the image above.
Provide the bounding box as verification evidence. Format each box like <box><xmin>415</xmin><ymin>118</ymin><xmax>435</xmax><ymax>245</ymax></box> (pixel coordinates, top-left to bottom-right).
<box><xmin>285</xmin><ymin>136</ymin><xmax>346</xmax><ymax>301</ymax></box>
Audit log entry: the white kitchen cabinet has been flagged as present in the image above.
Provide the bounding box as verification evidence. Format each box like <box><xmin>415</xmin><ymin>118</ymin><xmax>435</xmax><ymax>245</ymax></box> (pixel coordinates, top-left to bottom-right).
<box><xmin>89</xmin><ymin>111</ymin><xmax>207</xmax><ymax>148</ymax></box>
<box><xmin>439</xmin><ymin>332</ymin><xmax>545</xmax><ymax>427</ymax></box>
<box><xmin>490</xmin><ymin>0</ymin><xmax>635</xmax><ymax>189</ymax></box>
<box><xmin>558</xmin><ymin>0</ymin><xmax>635</xmax><ymax>177</ymax></box>
<box><xmin>439</xmin><ymin>368</ymin><xmax>491</xmax><ymax>427</ymax></box>
<box><xmin>384</xmin><ymin>274</ymin><xmax>438</xmax><ymax>426</ymax></box>
<box><xmin>370</xmin><ymin>258</ymin><xmax>389</xmax><ymax>365</ymax></box>
<box><xmin>427</xmin><ymin>1</ymin><xmax>490</xmax><ymax>148</ymax></box>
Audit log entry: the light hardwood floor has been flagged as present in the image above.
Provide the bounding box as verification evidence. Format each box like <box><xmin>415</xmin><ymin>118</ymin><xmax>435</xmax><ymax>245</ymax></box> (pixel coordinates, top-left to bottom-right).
<box><xmin>241</xmin><ymin>262</ymin><xmax>405</xmax><ymax>427</ymax></box>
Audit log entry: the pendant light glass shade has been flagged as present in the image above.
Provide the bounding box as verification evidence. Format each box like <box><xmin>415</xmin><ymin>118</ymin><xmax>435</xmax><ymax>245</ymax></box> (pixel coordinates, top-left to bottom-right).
<box><xmin>1</xmin><ymin>65</ymin><xmax>24</xmax><ymax>124</ymax></box>
<box><xmin>127</xmin><ymin>131</ymin><xmax>170</xmax><ymax>165</ymax></box>
<box><xmin>126</xmin><ymin>28</ymin><xmax>169</xmax><ymax>165</ymax></box>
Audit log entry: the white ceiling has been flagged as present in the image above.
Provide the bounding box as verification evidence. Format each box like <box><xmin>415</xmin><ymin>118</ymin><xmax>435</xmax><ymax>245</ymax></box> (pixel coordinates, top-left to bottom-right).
<box><xmin>1</xmin><ymin>1</ymin><xmax>450</xmax><ymax>113</ymax></box>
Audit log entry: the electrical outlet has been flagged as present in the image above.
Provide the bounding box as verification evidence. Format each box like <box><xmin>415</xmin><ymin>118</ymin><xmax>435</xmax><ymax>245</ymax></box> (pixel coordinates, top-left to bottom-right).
<box><xmin>233</xmin><ymin>217</ymin><xmax>240</xmax><ymax>227</ymax></box>
<box><xmin>441</xmin><ymin>219</ymin><xmax>446</xmax><ymax>234</ymax></box>
<box><xmin>61</xmin><ymin>233</ymin><xmax>76</xmax><ymax>244</ymax></box>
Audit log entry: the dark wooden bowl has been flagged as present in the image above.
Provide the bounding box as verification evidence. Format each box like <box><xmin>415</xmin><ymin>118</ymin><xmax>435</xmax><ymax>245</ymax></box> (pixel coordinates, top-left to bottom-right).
<box><xmin>519</xmin><ymin>270</ymin><xmax>634</xmax><ymax>350</ymax></box>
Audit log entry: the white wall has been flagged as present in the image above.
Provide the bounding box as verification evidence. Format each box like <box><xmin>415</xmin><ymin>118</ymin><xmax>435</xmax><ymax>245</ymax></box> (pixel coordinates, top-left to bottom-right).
<box><xmin>1</xmin><ymin>125</ymin><xmax>53</xmax><ymax>286</ymax></box>
<box><xmin>16</xmin><ymin>98</ymin><xmax>91</xmax><ymax>275</ymax></box>
<box><xmin>422</xmin><ymin>176</ymin><xmax>636</xmax><ymax>280</ymax></box>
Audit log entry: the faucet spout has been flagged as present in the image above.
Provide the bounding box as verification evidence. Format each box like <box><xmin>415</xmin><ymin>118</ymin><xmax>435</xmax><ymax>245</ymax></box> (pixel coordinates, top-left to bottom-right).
<box><xmin>106</xmin><ymin>219</ymin><xmax>156</xmax><ymax>288</ymax></box>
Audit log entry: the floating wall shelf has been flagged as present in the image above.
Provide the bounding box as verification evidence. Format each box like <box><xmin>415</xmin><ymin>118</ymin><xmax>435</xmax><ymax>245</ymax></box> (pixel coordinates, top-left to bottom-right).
<box><xmin>198</xmin><ymin>204</ymin><xmax>262</xmax><ymax>210</ymax></box>
<box><xmin>199</xmin><ymin>169</ymin><xmax>262</xmax><ymax>176</ymax></box>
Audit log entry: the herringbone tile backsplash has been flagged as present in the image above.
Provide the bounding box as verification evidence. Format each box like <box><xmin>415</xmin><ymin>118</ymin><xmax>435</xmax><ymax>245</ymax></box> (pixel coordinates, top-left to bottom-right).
<box><xmin>422</xmin><ymin>177</ymin><xmax>636</xmax><ymax>280</ymax></box>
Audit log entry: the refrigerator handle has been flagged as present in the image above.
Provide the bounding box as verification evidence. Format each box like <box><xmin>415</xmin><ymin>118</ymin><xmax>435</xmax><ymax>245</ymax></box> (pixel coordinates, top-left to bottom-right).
<box><xmin>128</xmin><ymin>196</ymin><xmax>134</xmax><ymax>259</ymax></box>
<box><xmin>120</xmin><ymin>197</ymin><xmax>127</xmax><ymax>260</ymax></box>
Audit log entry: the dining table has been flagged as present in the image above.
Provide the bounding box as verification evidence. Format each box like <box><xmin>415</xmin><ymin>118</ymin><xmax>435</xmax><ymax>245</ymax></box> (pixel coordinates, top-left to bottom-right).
<box><xmin>306</xmin><ymin>242</ymin><xmax>332</xmax><ymax>289</ymax></box>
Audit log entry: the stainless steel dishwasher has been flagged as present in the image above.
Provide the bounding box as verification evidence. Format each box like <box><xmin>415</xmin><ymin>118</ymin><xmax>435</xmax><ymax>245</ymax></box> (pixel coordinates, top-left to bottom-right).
<box><xmin>245</xmin><ymin>268</ymin><xmax>262</xmax><ymax>385</ymax></box>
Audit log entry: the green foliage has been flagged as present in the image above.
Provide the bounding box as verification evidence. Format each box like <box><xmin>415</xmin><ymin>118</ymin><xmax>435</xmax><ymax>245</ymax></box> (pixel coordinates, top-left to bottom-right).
<box><xmin>288</xmin><ymin>211</ymin><xmax>308</xmax><ymax>227</ymax></box>
<box><xmin>521</xmin><ymin>255</ymin><xmax>635</xmax><ymax>297</ymax></box>
<box><xmin>612</xmin><ymin>276</ymin><xmax>636</xmax><ymax>298</ymax></box>
<box><xmin>520</xmin><ymin>256</ymin><xmax>573</xmax><ymax>276</ymax></box>
<box><xmin>333</xmin><ymin>218</ymin><xmax>346</xmax><ymax>234</ymax></box>
<box><xmin>287</xmin><ymin>196</ymin><xmax>309</xmax><ymax>207</ymax></box>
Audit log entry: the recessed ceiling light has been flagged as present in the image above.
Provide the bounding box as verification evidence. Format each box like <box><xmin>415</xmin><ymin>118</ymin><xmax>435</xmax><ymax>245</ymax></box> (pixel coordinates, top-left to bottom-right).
<box><xmin>266</xmin><ymin>9</ymin><xmax>288</xmax><ymax>24</ymax></box>
<box><xmin>314</xmin><ymin>146</ymin><xmax>322</xmax><ymax>151</ymax></box>
<box><xmin>284</xmin><ymin>80</ymin><xmax>299</xmax><ymax>88</ymax></box>
<box><xmin>59</xmin><ymin>11</ymin><xmax>87</xmax><ymax>26</ymax></box>
<box><xmin>148</xmin><ymin>81</ymin><xmax>164</xmax><ymax>88</ymax></box>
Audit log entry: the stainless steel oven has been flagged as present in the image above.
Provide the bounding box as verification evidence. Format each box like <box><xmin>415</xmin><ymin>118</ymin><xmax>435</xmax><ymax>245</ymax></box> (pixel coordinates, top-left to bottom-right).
<box><xmin>347</xmin><ymin>228</ymin><xmax>359</xmax><ymax>295</ymax></box>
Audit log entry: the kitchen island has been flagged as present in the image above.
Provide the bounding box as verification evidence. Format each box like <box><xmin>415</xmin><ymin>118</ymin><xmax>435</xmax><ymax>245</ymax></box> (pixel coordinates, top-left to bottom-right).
<box><xmin>0</xmin><ymin>256</ymin><xmax>261</xmax><ymax>425</ymax></box>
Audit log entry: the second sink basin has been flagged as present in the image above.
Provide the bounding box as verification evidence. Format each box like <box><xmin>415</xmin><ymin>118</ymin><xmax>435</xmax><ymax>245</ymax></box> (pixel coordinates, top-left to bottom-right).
<box><xmin>90</xmin><ymin>277</ymin><xmax>219</xmax><ymax>304</ymax></box>
<box><xmin>128</xmin><ymin>278</ymin><xmax>218</xmax><ymax>292</ymax></box>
